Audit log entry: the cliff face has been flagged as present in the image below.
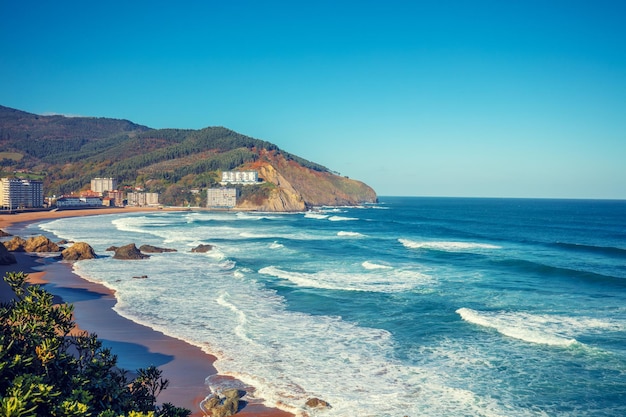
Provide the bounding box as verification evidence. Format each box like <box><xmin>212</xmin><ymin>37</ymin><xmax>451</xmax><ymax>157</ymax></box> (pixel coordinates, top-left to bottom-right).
<box><xmin>236</xmin><ymin>151</ymin><xmax>377</xmax><ymax>211</ymax></box>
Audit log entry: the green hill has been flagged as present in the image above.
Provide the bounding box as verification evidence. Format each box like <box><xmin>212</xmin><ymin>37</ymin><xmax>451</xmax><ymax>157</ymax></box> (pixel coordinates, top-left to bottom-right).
<box><xmin>0</xmin><ymin>105</ymin><xmax>376</xmax><ymax>209</ymax></box>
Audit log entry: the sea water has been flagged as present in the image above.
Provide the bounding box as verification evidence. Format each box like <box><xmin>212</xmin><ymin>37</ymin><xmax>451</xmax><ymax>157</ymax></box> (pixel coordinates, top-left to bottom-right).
<box><xmin>33</xmin><ymin>197</ymin><xmax>626</xmax><ymax>416</ymax></box>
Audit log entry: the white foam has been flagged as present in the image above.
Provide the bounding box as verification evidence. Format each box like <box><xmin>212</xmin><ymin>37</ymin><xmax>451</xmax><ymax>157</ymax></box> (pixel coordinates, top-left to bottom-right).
<box><xmin>457</xmin><ymin>308</ymin><xmax>582</xmax><ymax>347</ymax></box>
<box><xmin>362</xmin><ymin>261</ymin><xmax>393</xmax><ymax>270</ymax></box>
<box><xmin>304</xmin><ymin>212</ymin><xmax>329</xmax><ymax>219</ymax></box>
<box><xmin>337</xmin><ymin>231</ymin><xmax>365</xmax><ymax>237</ymax></box>
<box><xmin>400</xmin><ymin>239</ymin><xmax>501</xmax><ymax>252</ymax></box>
<box><xmin>259</xmin><ymin>265</ymin><xmax>431</xmax><ymax>293</ymax></box>
<box><xmin>269</xmin><ymin>241</ymin><xmax>284</xmax><ymax>249</ymax></box>
<box><xmin>328</xmin><ymin>215</ymin><xmax>359</xmax><ymax>222</ymax></box>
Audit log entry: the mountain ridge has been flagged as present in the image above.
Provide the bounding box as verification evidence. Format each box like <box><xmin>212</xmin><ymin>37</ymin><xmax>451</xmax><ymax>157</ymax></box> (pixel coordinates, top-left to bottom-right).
<box><xmin>0</xmin><ymin>105</ymin><xmax>377</xmax><ymax>210</ymax></box>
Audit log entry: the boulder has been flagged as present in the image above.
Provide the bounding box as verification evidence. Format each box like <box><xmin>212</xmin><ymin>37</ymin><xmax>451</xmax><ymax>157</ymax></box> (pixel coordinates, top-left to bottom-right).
<box><xmin>191</xmin><ymin>244</ymin><xmax>213</xmax><ymax>253</ymax></box>
<box><xmin>139</xmin><ymin>244</ymin><xmax>177</xmax><ymax>253</ymax></box>
<box><xmin>24</xmin><ymin>236</ymin><xmax>61</xmax><ymax>253</ymax></box>
<box><xmin>305</xmin><ymin>397</ymin><xmax>331</xmax><ymax>409</ymax></box>
<box><xmin>3</xmin><ymin>236</ymin><xmax>26</xmax><ymax>252</ymax></box>
<box><xmin>201</xmin><ymin>389</ymin><xmax>243</xmax><ymax>417</ymax></box>
<box><xmin>0</xmin><ymin>229</ymin><xmax>12</xmax><ymax>237</ymax></box>
<box><xmin>0</xmin><ymin>243</ymin><xmax>16</xmax><ymax>265</ymax></box>
<box><xmin>105</xmin><ymin>246</ymin><xmax>118</xmax><ymax>252</ymax></box>
<box><xmin>62</xmin><ymin>242</ymin><xmax>97</xmax><ymax>261</ymax></box>
<box><xmin>113</xmin><ymin>243</ymin><xmax>150</xmax><ymax>260</ymax></box>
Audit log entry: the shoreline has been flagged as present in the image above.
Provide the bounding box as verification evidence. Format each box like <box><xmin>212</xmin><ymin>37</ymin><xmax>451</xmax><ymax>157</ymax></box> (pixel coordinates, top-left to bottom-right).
<box><xmin>0</xmin><ymin>208</ymin><xmax>294</xmax><ymax>416</ymax></box>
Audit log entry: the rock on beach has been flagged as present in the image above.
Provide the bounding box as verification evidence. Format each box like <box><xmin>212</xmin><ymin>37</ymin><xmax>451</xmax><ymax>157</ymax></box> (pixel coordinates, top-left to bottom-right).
<box><xmin>61</xmin><ymin>242</ymin><xmax>97</xmax><ymax>261</ymax></box>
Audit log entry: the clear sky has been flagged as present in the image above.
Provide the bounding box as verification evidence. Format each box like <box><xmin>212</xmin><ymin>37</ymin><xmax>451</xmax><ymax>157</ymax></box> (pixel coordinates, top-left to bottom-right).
<box><xmin>1</xmin><ymin>0</ymin><xmax>625</xmax><ymax>199</ymax></box>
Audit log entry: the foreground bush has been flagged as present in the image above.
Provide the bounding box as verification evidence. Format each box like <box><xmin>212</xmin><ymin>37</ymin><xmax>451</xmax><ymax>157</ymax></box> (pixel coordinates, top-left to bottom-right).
<box><xmin>0</xmin><ymin>271</ymin><xmax>191</xmax><ymax>417</ymax></box>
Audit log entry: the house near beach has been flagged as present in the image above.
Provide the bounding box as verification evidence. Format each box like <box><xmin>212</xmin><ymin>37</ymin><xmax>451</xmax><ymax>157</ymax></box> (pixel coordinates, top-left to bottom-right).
<box><xmin>207</xmin><ymin>188</ymin><xmax>238</xmax><ymax>208</ymax></box>
<box><xmin>127</xmin><ymin>191</ymin><xmax>160</xmax><ymax>207</ymax></box>
<box><xmin>55</xmin><ymin>196</ymin><xmax>103</xmax><ymax>208</ymax></box>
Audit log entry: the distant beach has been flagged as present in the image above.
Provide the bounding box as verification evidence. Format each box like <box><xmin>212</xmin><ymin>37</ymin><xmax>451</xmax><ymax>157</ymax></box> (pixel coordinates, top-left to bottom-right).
<box><xmin>0</xmin><ymin>207</ymin><xmax>294</xmax><ymax>417</ymax></box>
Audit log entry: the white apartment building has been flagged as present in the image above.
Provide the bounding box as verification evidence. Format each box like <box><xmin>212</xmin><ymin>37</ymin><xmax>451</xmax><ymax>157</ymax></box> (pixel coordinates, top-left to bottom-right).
<box><xmin>127</xmin><ymin>192</ymin><xmax>160</xmax><ymax>206</ymax></box>
<box><xmin>91</xmin><ymin>177</ymin><xmax>117</xmax><ymax>194</ymax></box>
<box><xmin>0</xmin><ymin>178</ymin><xmax>44</xmax><ymax>210</ymax></box>
<box><xmin>221</xmin><ymin>170</ymin><xmax>258</xmax><ymax>184</ymax></box>
<box><xmin>207</xmin><ymin>188</ymin><xmax>238</xmax><ymax>208</ymax></box>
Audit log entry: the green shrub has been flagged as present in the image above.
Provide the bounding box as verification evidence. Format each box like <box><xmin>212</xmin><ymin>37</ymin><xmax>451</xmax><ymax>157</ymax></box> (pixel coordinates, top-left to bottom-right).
<box><xmin>0</xmin><ymin>272</ymin><xmax>191</xmax><ymax>417</ymax></box>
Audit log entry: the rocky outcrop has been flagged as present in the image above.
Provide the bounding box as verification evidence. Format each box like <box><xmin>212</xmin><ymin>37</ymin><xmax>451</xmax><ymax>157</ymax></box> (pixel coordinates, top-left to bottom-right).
<box><xmin>61</xmin><ymin>242</ymin><xmax>97</xmax><ymax>261</ymax></box>
<box><xmin>0</xmin><ymin>229</ymin><xmax>12</xmax><ymax>237</ymax></box>
<box><xmin>3</xmin><ymin>236</ymin><xmax>26</xmax><ymax>252</ymax></box>
<box><xmin>139</xmin><ymin>244</ymin><xmax>177</xmax><ymax>253</ymax></box>
<box><xmin>0</xmin><ymin>243</ymin><xmax>16</xmax><ymax>265</ymax></box>
<box><xmin>24</xmin><ymin>236</ymin><xmax>61</xmax><ymax>253</ymax></box>
<box><xmin>113</xmin><ymin>243</ymin><xmax>150</xmax><ymax>260</ymax></box>
<box><xmin>3</xmin><ymin>236</ymin><xmax>60</xmax><ymax>253</ymax></box>
<box><xmin>191</xmin><ymin>244</ymin><xmax>213</xmax><ymax>253</ymax></box>
<box><xmin>200</xmin><ymin>389</ymin><xmax>243</xmax><ymax>417</ymax></box>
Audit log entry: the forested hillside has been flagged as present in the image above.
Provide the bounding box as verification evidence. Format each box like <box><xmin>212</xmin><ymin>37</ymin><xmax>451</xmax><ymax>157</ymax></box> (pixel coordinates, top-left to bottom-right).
<box><xmin>0</xmin><ymin>105</ymin><xmax>376</xmax><ymax>209</ymax></box>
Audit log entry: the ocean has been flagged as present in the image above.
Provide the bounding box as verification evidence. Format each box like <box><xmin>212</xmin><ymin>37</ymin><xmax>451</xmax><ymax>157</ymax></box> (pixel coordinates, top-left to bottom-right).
<box><xmin>32</xmin><ymin>197</ymin><xmax>626</xmax><ymax>416</ymax></box>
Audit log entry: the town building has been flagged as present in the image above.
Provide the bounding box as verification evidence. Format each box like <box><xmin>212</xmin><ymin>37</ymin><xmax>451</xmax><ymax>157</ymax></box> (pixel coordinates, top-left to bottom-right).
<box><xmin>207</xmin><ymin>188</ymin><xmax>238</xmax><ymax>208</ymax></box>
<box><xmin>127</xmin><ymin>192</ymin><xmax>159</xmax><ymax>206</ymax></box>
<box><xmin>91</xmin><ymin>178</ymin><xmax>117</xmax><ymax>194</ymax></box>
<box><xmin>107</xmin><ymin>190</ymin><xmax>125</xmax><ymax>207</ymax></box>
<box><xmin>0</xmin><ymin>177</ymin><xmax>44</xmax><ymax>210</ymax></box>
<box><xmin>56</xmin><ymin>196</ymin><xmax>103</xmax><ymax>208</ymax></box>
<box><xmin>221</xmin><ymin>170</ymin><xmax>258</xmax><ymax>185</ymax></box>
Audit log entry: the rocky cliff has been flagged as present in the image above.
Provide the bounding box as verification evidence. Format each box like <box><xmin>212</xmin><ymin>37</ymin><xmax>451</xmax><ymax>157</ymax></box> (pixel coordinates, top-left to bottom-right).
<box><xmin>236</xmin><ymin>151</ymin><xmax>377</xmax><ymax>211</ymax></box>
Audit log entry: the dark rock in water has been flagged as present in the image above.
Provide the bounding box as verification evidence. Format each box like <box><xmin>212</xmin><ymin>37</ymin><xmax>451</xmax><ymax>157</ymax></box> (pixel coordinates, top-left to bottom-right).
<box><xmin>0</xmin><ymin>243</ymin><xmax>16</xmax><ymax>265</ymax></box>
<box><xmin>105</xmin><ymin>246</ymin><xmax>118</xmax><ymax>252</ymax></box>
<box><xmin>0</xmin><ymin>229</ymin><xmax>12</xmax><ymax>237</ymax></box>
<box><xmin>3</xmin><ymin>236</ymin><xmax>26</xmax><ymax>252</ymax></box>
<box><xmin>113</xmin><ymin>243</ymin><xmax>150</xmax><ymax>260</ymax></box>
<box><xmin>132</xmin><ymin>275</ymin><xmax>148</xmax><ymax>279</ymax></box>
<box><xmin>201</xmin><ymin>389</ymin><xmax>244</xmax><ymax>417</ymax></box>
<box><xmin>57</xmin><ymin>239</ymin><xmax>73</xmax><ymax>245</ymax></box>
<box><xmin>62</xmin><ymin>242</ymin><xmax>97</xmax><ymax>261</ymax></box>
<box><xmin>191</xmin><ymin>244</ymin><xmax>213</xmax><ymax>253</ymax></box>
<box><xmin>305</xmin><ymin>397</ymin><xmax>331</xmax><ymax>409</ymax></box>
<box><xmin>139</xmin><ymin>244</ymin><xmax>177</xmax><ymax>253</ymax></box>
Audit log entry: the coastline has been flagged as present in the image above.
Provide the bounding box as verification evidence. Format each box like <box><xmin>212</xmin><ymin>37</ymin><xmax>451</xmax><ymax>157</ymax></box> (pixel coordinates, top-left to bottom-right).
<box><xmin>0</xmin><ymin>208</ymin><xmax>294</xmax><ymax>417</ymax></box>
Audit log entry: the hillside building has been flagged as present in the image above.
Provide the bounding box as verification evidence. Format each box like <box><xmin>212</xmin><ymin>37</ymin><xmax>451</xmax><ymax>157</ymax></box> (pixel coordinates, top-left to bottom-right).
<box><xmin>221</xmin><ymin>170</ymin><xmax>258</xmax><ymax>185</ymax></box>
<box><xmin>0</xmin><ymin>177</ymin><xmax>44</xmax><ymax>210</ymax></box>
<box><xmin>207</xmin><ymin>188</ymin><xmax>238</xmax><ymax>208</ymax></box>
<box><xmin>91</xmin><ymin>178</ymin><xmax>117</xmax><ymax>194</ymax></box>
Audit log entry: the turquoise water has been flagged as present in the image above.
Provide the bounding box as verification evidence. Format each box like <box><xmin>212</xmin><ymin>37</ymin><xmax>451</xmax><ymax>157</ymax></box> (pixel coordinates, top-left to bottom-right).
<box><xmin>35</xmin><ymin>197</ymin><xmax>626</xmax><ymax>416</ymax></box>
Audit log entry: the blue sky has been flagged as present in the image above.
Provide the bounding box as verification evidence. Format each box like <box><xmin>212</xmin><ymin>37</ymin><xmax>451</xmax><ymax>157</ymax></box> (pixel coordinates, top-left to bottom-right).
<box><xmin>1</xmin><ymin>0</ymin><xmax>625</xmax><ymax>199</ymax></box>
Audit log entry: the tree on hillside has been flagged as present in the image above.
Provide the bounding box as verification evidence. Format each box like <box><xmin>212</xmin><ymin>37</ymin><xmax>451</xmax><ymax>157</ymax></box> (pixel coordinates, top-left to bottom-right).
<box><xmin>0</xmin><ymin>271</ymin><xmax>190</xmax><ymax>417</ymax></box>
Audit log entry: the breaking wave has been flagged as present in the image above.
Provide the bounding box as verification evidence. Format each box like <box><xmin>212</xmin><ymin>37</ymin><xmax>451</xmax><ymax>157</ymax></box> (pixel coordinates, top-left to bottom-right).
<box><xmin>456</xmin><ymin>308</ymin><xmax>623</xmax><ymax>347</ymax></box>
<box><xmin>400</xmin><ymin>239</ymin><xmax>501</xmax><ymax>252</ymax></box>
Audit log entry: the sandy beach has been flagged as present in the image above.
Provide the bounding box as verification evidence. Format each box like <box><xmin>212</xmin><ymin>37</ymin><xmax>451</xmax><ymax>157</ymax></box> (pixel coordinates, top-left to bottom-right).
<box><xmin>0</xmin><ymin>208</ymin><xmax>294</xmax><ymax>417</ymax></box>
